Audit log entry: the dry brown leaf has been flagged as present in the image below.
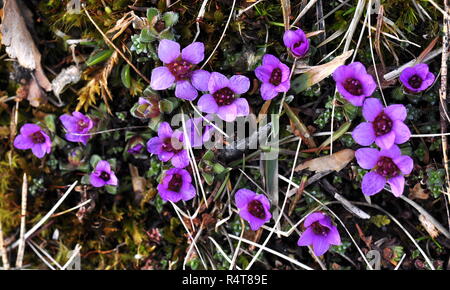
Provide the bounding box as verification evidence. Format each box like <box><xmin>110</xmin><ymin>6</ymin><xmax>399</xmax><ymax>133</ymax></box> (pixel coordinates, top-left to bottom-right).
<box><xmin>1</xmin><ymin>0</ymin><xmax>51</xmax><ymax>93</ymax></box>
<box><xmin>408</xmin><ymin>183</ymin><xmax>429</xmax><ymax>200</ymax></box>
<box><xmin>129</xmin><ymin>164</ymin><xmax>146</xmax><ymax>194</ymax></box>
<box><xmin>295</xmin><ymin>149</ymin><xmax>354</xmax><ymax>173</ymax></box>
<box><xmin>419</xmin><ymin>214</ymin><xmax>439</xmax><ymax>239</ymax></box>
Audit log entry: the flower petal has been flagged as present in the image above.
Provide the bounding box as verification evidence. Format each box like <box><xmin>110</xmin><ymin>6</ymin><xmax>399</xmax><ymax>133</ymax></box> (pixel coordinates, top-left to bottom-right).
<box><xmin>150</xmin><ymin>66</ymin><xmax>175</xmax><ymax>90</ymax></box>
<box><xmin>379</xmin><ymin>144</ymin><xmax>401</xmax><ymax>159</ymax></box>
<box><xmin>208</xmin><ymin>72</ymin><xmax>229</xmax><ymax>93</ymax></box>
<box><xmin>175</xmin><ymin>80</ymin><xmax>198</xmax><ymax>100</ymax></box>
<box><xmin>234</xmin><ymin>98</ymin><xmax>250</xmax><ymax>117</ymax></box>
<box><xmin>157</xmin><ymin>39</ymin><xmax>180</xmax><ymax>63</ymax></box>
<box><xmin>254</xmin><ymin>65</ymin><xmax>272</xmax><ymax>83</ymax></box>
<box><xmin>13</xmin><ymin>134</ymin><xmax>33</xmax><ymax>150</ymax></box>
<box><xmin>362</xmin><ymin>98</ymin><xmax>384</xmax><ymax>122</ymax></box>
<box><xmin>171</xmin><ymin>150</ymin><xmax>190</xmax><ymax>168</ymax></box>
<box><xmin>361</xmin><ymin>171</ymin><xmax>386</xmax><ymax>196</ymax></box>
<box><xmin>297</xmin><ymin>228</ymin><xmax>315</xmax><ymax>246</ymax></box>
<box><xmin>31</xmin><ymin>144</ymin><xmax>47</xmax><ymax>158</ymax></box>
<box><xmin>312</xmin><ymin>237</ymin><xmax>331</xmax><ymax>256</ymax></box>
<box><xmin>181</xmin><ymin>42</ymin><xmax>204</xmax><ymax>64</ymax></box>
<box><xmin>355</xmin><ymin>147</ymin><xmax>380</xmax><ymax>169</ymax></box>
<box><xmin>260</xmin><ymin>83</ymin><xmax>278</xmax><ymax>100</ymax></box>
<box><xmin>229</xmin><ymin>75</ymin><xmax>250</xmax><ymax>95</ymax></box>
<box><xmin>394</xmin><ymin>155</ymin><xmax>414</xmax><ymax>175</ymax></box>
<box><xmin>392</xmin><ymin>120</ymin><xmax>411</xmax><ymax>144</ymax></box>
<box><xmin>262</xmin><ymin>54</ymin><xmax>281</xmax><ymax>67</ymax></box>
<box><xmin>235</xmin><ymin>189</ymin><xmax>256</xmax><ymax>208</ymax></box>
<box><xmin>326</xmin><ymin>226</ymin><xmax>342</xmax><ymax>246</ymax></box>
<box><xmin>375</xmin><ymin>130</ymin><xmax>396</xmax><ymax>150</ymax></box>
<box><xmin>191</xmin><ymin>70</ymin><xmax>210</xmax><ymax>91</ymax></box>
<box><xmin>181</xmin><ymin>184</ymin><xmax>196</xmax><ymax>201</ymax></box>
<box><xmin>107</xmin><ymin>172</ymin><xmax>118</xmax><ymax>186</ymax></box>
<box><xmin>158</xmin><ymin>122</ymin><xmax>173</xmax><ymax>138</ymax></box>
<box><xmin>283</xmin><ymin>30</ymin><xmax>300</xmax><ymax>48</ymax></box>
<box><xmin>388</xmin><ymin>175</ymin><xmax>405</xmax><ymax>197</ymax></box>
<box><xmin>197</xmin><ymin>94</ymin><xmax>219</xmax><ymax>114</ymax></box>
<box><xmin>304</xmin><ymin>212</ymin><xmax>326</xmax><ymax>227</ymax></box>
<box><xmin>352</xmin><ymin>122</ymin><xmax>376</xmax><ymax>146</ymax></box>
<box><xmin>90</xmin><ymin>173</ymin><xmax>106</xmax><ymax>187</ymax></box>
<box><xmin>385</xmin><ymin>104</ymin><xmax>407</xmax><ymax>121</ymax></box>
<box><xmin>217</xmin><ymin>103</ymin><xmax>237</xmax><ymax>122</ymax></box>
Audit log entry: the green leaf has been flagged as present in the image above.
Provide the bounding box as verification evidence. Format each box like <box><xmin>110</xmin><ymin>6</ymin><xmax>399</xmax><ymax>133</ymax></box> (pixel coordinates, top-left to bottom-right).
<box><xmin>105</xmin><ymin>185</ymin><xmax>117</xmax><ymax>195</ymax></box>
<box><xmin>140</xmin><ymin>28</ymin><xmax>156</xmax><ymax>43</ymax></box>
<box><xmin>44</xmin><ymin>114</ymin><xmax>56</xmax><ymax>133</ymax></box>
<box><xmin>86</xmin><ymin>49</ymin><xmax>114</xmax><ymax>66</ymax></box>
<box><xmin>202</xmin><ymin>173</ymin><xmax>214</xmax><ymax>185</ymax></box>
<box><xmin>147</xmin><ymin>8</ymin><xmax>160</xmax><ymax>22</ymax></box>
<box><xmin>90</xmin><ymin>154</ymin><xmax>102</xmax><ymax>168</ymax></box>
<box><xmin>163</xmin><ymin>11</ymin><xmax>179</xmax><ymax>27</ymax></box>
<box><xmin>121</xmin><ymin>64</ymin><xmax>131</xmax><ymax>89</ymax></box>
<box><xmin>81</xmin><ymin>174</ymin><xmax>90</xmax><ymax>185</ymax></box>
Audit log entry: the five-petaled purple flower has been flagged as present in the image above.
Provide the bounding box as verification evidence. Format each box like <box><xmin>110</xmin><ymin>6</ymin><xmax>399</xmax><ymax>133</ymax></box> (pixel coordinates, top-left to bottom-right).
<box><xmin>197</xmin><ymin>72</ymin><xmax>250</xmax><ymax>122</ymax></box>
<box><xmin>254</xmin><ymin>54</ymin><xmax>291</xmax><ymax>101</ymax></box>
<box><xmin>333</xmin><ymin>62</ymin><xmax>377</xmax><ymax>106</ymax></box>
<box><xmin>59</xmin><ymin>112</ymin><xmax>94</xmax><ymax>145</ymax></box>
<box><xmin>150</xmin><ymin>39</ymin><xmax>210</xmax><ymax>101</ymax></box>
<box><xmin>283</xmin><ymin>29</ymin><xmax>310</xmax><ymax>58</ymax></box>
<box><xmin>234</xmin><ymin>189</ymin><xmax>272</xmax><ymax>231</ymax></box>
<box><xmin>356</xmin><ymin>145</ymin><xmax>413</xmax><ymax>197</ymax></box>
<box><xmin>184</xmin><ymin>116</ymin><xmax>214</xmax><ymax>148</ymax></box>
<box><xmin>147</xmin><ymin>122</ymin><xmax>189</xmax><ymax>168</ymax></box>
<box><xmin>14</xmin><ymin>123</ymin><xmax>52</xmax><ymax>158</ymax></box>
<box><xmin>399</xmin><ymin>63</ymin><xmax>435</xmax><ymax>93</ymax></box>
<box><xmin>90</xmin><ymin>160</ymin><xmax>118</xmax><ymax>188</ymax></box>
<box><xmin>352</xmin><ymin>98</ymin><xmax>411</xmax><ymax>150</ymax></box>
<box><xmin>297</xmin><ymin>212</ymin><xmax>341</xmax><ymax>256</ymax></box>
<box><xmin>157</xmin><ymin>168</ymin><xmax>196</xmax><ymax>202</ymax></box>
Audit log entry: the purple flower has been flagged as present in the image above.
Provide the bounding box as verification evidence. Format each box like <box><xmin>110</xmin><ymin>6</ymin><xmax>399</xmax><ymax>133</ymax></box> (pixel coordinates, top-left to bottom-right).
<box><xmin>59</xmin><ymin>112</ymin><xmax>94</xmax><ymax>145</ymax></box>
<box><xmin>297</xmin><ymin>212</ymin><xmax>341</xmax><ymax>256</ymax></box>
<box><xmin>147</xmin><ymin>122</ymin><xmax>189</xmax><ymax>168</ymax></box>
<box><xmin>234</xmin><ymin>189</ymin><xmax>272</xmax><ymax>231</ymax></box>
<box><xmin>254</xmin><ymin>54</ymin><xmax>291</xmax><ymax>101</ymax></box>
<box><xmin>183</xmin><ymin>116</ymin><xmax>214</xmax><ymax>148</ymax></box>
<box><xmin>356</xmin><ymin>145</ymin><xmax>413</xmax><ymax>197</ymax></box>
<box><xmin>90</xmin><ymin>160</ymin><xmax>118</xmax><ymax>188</ymax></box>
<box><xmin>399</xmin><ymin>63</ymin><xmax>435</xmax><ymax>93</ymax></box>
<box><xmin>157</xmin><ymin>168</ymin><xmax>196</xmax><ymax>202</ymax></box>
<box><xmin>128</xmin><ymin>143</ymin><xmax>144</xmax><ymax>154</ymax></box>
<box><xmin>150</xmin><ymin>39</ymin><xmax>210</xmax><ymax>101</ymax></box>
<box><xmin>197</xmin><ymin>72</ymin><xmax>250</xmax><ymax>122</ymax></box>
<box><xmin>352</xmin><ymin>98</ymin><xmax>411</xmax><ymax>150</ymax></box>
<box><xmin>283</xmin><ymin>29</ymin><xmax>310</xmax><ymax>58</ymax></box>
<box><xmin>332</xmin><ymin>62</ymin><xmax>377</xmax><ymax>106</ymax></box>
<box><xmin>13</xmin><ymin>123</ymin><xmax>52</xmax><ymax>158</ymax></box>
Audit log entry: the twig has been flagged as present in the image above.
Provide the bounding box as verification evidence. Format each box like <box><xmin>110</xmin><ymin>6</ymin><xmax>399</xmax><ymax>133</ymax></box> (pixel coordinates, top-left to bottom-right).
<box><xmin>16</xmin><ymin>173</ymin><xmax>28</xmax><ymax>269</ymax></box>
<box><xmin>0</xmin><ymin>222</ymin><xmax>9</xmax><ymax>270</ymax></box>
<box><xmin>83</xmin><ymin>5</ymin><xmax>150</xmax><ymax>84</ymax></box>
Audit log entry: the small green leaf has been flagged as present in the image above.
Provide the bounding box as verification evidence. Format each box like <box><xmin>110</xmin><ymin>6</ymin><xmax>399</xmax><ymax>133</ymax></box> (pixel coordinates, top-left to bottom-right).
<box><xmin>140</xmin><ymin>28</ymin><xmax>156</xmax><ymax>43</ymax></box>
<box><xmin>121</xmin><ymin>64</ymin><xmax>131</xmax><ymax>89</ymax></box>
<box><xmin>202</xmin><ymin>173</ymin><xmax>214</xmax><ymax>185</ymax></box>
<box><xmin>105</xmin><ymin>185</ymin><xmax>117</xmax><ymax>195</ymax></box>
<box><xmin>44</xmin><ymin>114</ymin><xmax>56</xmax><ymax>133</ymax></box>
<box><xmin>86</xmin><ymin>49</ymin><xmax>114</xmax><ymax>66</ymax></box>
<box><xmin>163</xmin><ymin>11</ymin><xmax>179</xmax><ymax>27</ymax></box>
<box><xmin>147</xmin><ymin>8</ymin><xmax>159</xmax><ymax>22</ymax></box>
<box><xmin>213</xmin><ymin>163</ymin><xmax>226</xmax><ymax>174</ymax></box>
<box><xmin>90</xmin><ymin>154</ymin><xmax>102</xmax><ymax>168</ymax></box>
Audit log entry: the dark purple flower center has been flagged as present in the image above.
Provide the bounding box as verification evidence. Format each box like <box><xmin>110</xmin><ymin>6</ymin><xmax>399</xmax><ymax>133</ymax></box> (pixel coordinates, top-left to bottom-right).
<box><xmin>375</xmin><ymin>156</ymin><xmax>399</xmax><ymax>178</ymax></box>
<box><xmin>31</xmin><ymin>131</ymin><xmax>45</xmax><ymax>144</ymax></box>
<box><xmin>162</xmin><ymin>137</ymin><xmax>182</xmax><ymax>153</ymax></box>
<box><xmin>155</xmin><ymin>20</ymin><xmax>166</xmax><ymax>33</ymax></box>
<box><xmin>77</xmin><ymin>119</ymin><xmax>89</xmax><ymax>131</ymax></box>
<box><xmin>408</xmin><ymin>74</ymin><xmax>423</xmax><ymax>89</ymax></box>
<box><xmin>269</xmin><ymin>68</ymin><xmax>282</xmax><ymax>86</ymax></box>
<box><xmin>168</xmin><ymin>174</ymin><xmax>183</xmax><ymax>192</ymax></box>
<box><xmin>167</xmin><ymin>59</ymin><xmax>194</xmax><ymax>81</ymax></box>
<box><xmin>373</xmin><ymin>112</ymin><xmax>393</xmax><ymax>136</ymax></box>
<box><xmin>343</xmin><ymin>78</ymin><xmax>364</xmax><ymax>96</ymax></box>
<box><xmin>293</xmin><ymin>40</ymin><xmax>303</xmax><ymax>49</ymax></box>
<box><xmin>311</xmin><ymin>221</ymin><xmax>330</xmax><ymax>236</ymax></box>
<box><xmin>247</xmin><ymin>200</ymin><xmax>266</xmax><ymax>219</ymax></box>
<box><xmin>213</xmin><ymin>87</ymin><xmax>235</xmax><ymax>106</ymax></box>
<box><xmin>99</xmin><ymin>171</ymin><xmax>111</xmax><ymax>181</ymax></box>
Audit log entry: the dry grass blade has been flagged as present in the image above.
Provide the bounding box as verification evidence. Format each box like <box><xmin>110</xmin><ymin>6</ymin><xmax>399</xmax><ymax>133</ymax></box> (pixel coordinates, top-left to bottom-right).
<box><xmin>15</xmin><ymin>173</ymin><xmax>27</xmax><ymax>269</ymax></box>
<box><xmin>0</xmin><ymin>222</ymin><xmax>9</xmax><ymax>270</ymax></box>
<box><xmin>295</xmin><ymin>149</ymin><xmax>354</xmax><ymax>173</ymax></box>
<box><xmin>9</xmin><ymin>181</ymin><xmax>78</xmax><ymax>250</ymax></box>
<box><xmin>291</xmin><ymin>0</ymin><xmax>318</xmax><ymax>28</ymax></box>
<box><xmin>280</xmin><ymin>0</ymin><xmax>291</xmax><ymax>31</ymax></box>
